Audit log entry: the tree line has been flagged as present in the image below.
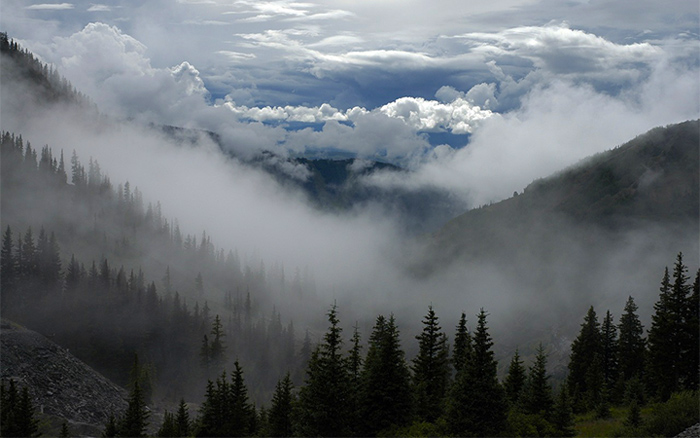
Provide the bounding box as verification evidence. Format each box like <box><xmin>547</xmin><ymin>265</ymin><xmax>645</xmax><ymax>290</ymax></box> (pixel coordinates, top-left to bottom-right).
<box><xmin>103</xmin><ymin>251</ymin><xmax>697</xmax><ymax>437</ymax></box>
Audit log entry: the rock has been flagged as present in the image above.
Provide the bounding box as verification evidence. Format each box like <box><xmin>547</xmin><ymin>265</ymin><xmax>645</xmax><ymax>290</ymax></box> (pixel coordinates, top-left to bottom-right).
<box><xmin>0</xmin><ymin>319</ymin><xmax>128</xmax><ymax>430</ymax></box>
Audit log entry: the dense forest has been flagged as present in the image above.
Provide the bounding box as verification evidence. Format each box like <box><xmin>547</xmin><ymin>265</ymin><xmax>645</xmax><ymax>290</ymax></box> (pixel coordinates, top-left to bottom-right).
<box><xmin>1</xmin><ymin>31</ymin><xmax>699</xmax><ymax>437</ymax></box>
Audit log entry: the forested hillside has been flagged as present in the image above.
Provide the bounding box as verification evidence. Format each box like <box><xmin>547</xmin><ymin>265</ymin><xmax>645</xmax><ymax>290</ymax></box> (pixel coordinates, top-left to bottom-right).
<box><xmin>1</xmin><ymin>31</ymin><xmax>698</xmax><ymax>437</ymax></box>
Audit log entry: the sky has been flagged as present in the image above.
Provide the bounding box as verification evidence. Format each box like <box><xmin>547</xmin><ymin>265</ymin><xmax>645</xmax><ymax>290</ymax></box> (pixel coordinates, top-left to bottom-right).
<box><xmin>2</xmin><ymin>1</ymin><xmax>699</xmax><ymax>205</ymax></box>
<box><xmin>1</xmin><ymin>0</ymin><xmax>699</xmax><ymax>342</ymax></box>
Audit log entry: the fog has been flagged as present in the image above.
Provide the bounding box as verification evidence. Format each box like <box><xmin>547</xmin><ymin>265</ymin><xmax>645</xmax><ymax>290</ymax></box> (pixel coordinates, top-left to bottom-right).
<box><xmin>2</xmin><ymin>27</ymin><xmax>698</xmax><ymax>371</ymax></box>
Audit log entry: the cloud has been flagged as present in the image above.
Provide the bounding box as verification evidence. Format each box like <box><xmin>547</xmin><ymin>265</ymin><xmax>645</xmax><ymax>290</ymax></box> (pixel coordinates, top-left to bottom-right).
<box><xmin>25</xmin><ymin>3</ymin><xmax>74</xmax><ymax>10</ymax></box>
<box><xmin>87</xmin><ymin>4</ymin><xmax>111</xmax><ymax>12</ymax></box>
<box><xmin>364</xmin><ymin>53</ymin><xmax>700</xmax><ymax>206</ymax></box>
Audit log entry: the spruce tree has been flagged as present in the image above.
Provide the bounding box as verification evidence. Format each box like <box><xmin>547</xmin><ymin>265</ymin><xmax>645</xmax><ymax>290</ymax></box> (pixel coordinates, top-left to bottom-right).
<box><xmin>227</xmin><ymin>360</ymin><xmax>254</xmax><ymax>436</ymax></box>
<box><xmin>504</xmin><ymin>348</ymin><xmax>527</xmax><ymax>406</ymax></box>
<box><xmin>360</xmin><ymin>314</ymin><xmax>412</xmax><ymax>436</ymax></box>
<box><xmin>412</xmin><ymin>305</ymin><xmax>450</xmax><ymax>423</ymax></box>
<box><xmin>446</xmin><ymin>309</ymin><xmax>506</xmax><ymax>437</ymax></box>
<box><xmin>601</xmin><ymin>310</ymin><xmax>618</xmax><ymax>394</ymax></box>
<box><xmin>268</xmin><ymin>373</ymin><xmax>294</xmax><ymax>437</ymax></box>
<box><xmin>175</xmin><ymin>398</ymin><xmax>191</xmax><ymax>437</ymax></box>
<box><xmin>452</xmin><ymin>312</ymin><xmax>471</xmax><ymax>376</ymax></box>
<box><xmin>568</xmin><ymin>306</ymin><xmax>602</xmax><ymax>411</ymax></box>
<box><xmin>523</xmin><ymin>343</ymin><xmax>554</xmax><ymax>417</ymax></box>
<box><xmin>296</xmin><ymin>304</ymin><xmax>351</xmax><ymax>437</ymax></box>
<box><xmin>617</xmin><ymin>296</ymin><xmax>645</xmax><ymax>382</ymax></box>
<box><xmin>118</xmin><ymin>380</ymin><xmax>149</xmax><ymax>437</ymax></box>
<box><xmin>551</xmin><ymin>385</ymin><xmax>575</xmax><ymax>437</ymax></box>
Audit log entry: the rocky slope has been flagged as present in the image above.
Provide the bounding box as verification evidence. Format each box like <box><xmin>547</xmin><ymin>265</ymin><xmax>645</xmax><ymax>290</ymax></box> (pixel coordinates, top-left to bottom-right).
<box><xmin>1</xmin><ymin>319</ymin><xmax>128</xmax><ymax>435</ymax></box>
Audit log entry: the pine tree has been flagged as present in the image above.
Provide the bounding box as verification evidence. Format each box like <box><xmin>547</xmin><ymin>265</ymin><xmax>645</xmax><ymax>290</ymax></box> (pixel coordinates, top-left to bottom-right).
<box><xmin>452</xmin><ymin>312</ymin><xmax>471</xmax><ymax>375</ymax></box>
<box><xmin>1</xmin><ymin>226</ymin><xmax>15</xmax><ymax>289</ymax></box>
<box><xmin>617</xmin><ymin>296</ymin><xmax>645</xmax><ymax>382</ymax></box>
<box><xmin>102</xmin><ymin>414</ymin><xmax>118</xmax><ymax>437</ymax></box>
<box><xmin>684</xmin><ymin>269</ymin><xmax>700</xmax><ymax>390</ymax></box>
<box><xmin>504</xmin><ymin>348</ymin><xmax>527</xmax><ymax>406</ymax></box>
<box><xmin>551</xmin><ymin>384</ymin><xmax>575</xmax><ymax>437</ymax></box>
<box><xmin>360</xmin><ymin>314</ymin><xmax>412</xmax><ymax>436</ymax></box>
<box><xmin>60</xmin><ymin>421</ymin><xmax>70</xmax><ymax>438</ymax></box>
<box><xmin>646</xmin><ymin>254</ymin><xmax>695</xmax><ymax>400</ymax></box>
<box><xmin>412</xmin><ymin>305</ymin><xmax>450</xmax><ymax>423</ymax></box>
<box><xmin>568</xmin><ymin>306</ymin><xmax>602</xmax><ymax>411</ymax></box>
<box><xmin>522</xmin><ymin>343</ymin><xmax>554</xmax><ymax>417</ymax></box>
<box><xmin>601</xmin><ymin>310</ymin><xmax>618</xmax><ymax>394</ymax></box>
<box><xmin>346</xmin><ymin>323</ymin><xmax>363</xmax><ymax>436</ymax></box>
<box><xmin>196</xmin><ymin>380</ymin><xmax>218</xmax><ymax>437</ymax></box>
<box><xmin>157</xmin><ymin>411</ymin><xmax>178</xmax><ymax>437</ymax></box>
<box><xmin>226</xmin><ymin>360</ymin><xmax>255</xmax><ymax>436</ymax></box>
<box><xmin>268</xmin><ymin>373</ymin><xmax>294</xmax><ymax>437</ymax></box>
<box><xmin>446</xmin><ymin>309</ymin><xmax>506</xmax><ymax>437</ymax></box>
<box><xmin>296</xmin><ymin>304</ymin><xmax>351</xmax><ymax>437</ymax></box>
<box><xmin>175</xmin><ymin>398</ymin><xmax>191</xmax><ymax>437</ymax></box>
<box><xmin>119</xmin><ymin>380</ymin><xmax>149</xmax><ymax>437</ymax></box>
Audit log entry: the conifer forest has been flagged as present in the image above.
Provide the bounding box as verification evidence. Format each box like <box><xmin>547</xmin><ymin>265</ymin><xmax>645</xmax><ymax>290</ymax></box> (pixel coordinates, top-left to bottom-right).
<box><xmin>1</xmin><ymin>18</ymin><xmax>699</xmax><ymax>438</ymax></box>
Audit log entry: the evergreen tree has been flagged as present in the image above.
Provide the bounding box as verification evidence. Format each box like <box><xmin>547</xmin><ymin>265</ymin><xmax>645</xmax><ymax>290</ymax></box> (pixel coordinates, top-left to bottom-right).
<box><xmin>446</xmin><ymin>309</ymin><xmax>506</xmax><ymax>437</ymax></box>
<box><xmin>209</xmin><ymin>315</ymin><xmax>226</xmax><ymax>371</ymax></box>
<box><xmin>226</xmin><ymin>360</ymin><xmax>255</xmax><ymax>437</ymax></box>
<box><xmin>617</xmin><ymin>296</ymin><xmax>645</xmax><ymax>382</ymax></box>
<box><xmin>296</xmin><ymin>304</ymin><xmax>351</xmax><ymax>437</ymax></box>
<box><xmin>601</xmin><ymin>310</ymin><xmax>618</xmax><ymax>394</ymax></box>
<box><xmin>522</xmin><ymin>343</ymin><xmax>554</xmax><ymax>417</ymax></box>
<box><xmin>504</xmin><ymin>348</ymin><xmax>527</xmax><ymax>406</ymax></box>
<box><xmin>346</xmin><ymin>323</ymin><xmax>363</xmax><ymax>436</ymax></box>
<box><xmin>60</xmin><ymin>421</ymin><xmax>70</xmax><ymax>438</ymax></box>
<box><xmin>118</xmin><ymin>381</ymin><xmax>149</xmax><ymax>437</ymax></box>
<box><xmin>157</xmin><ymin>411</ymin><xmax>178</xmax><ymax>437</ymax></box>
<box><xmin>196</xmin><ymin>380</ymin><xmax>218</xmax><ymax>437</ymax></box>
<box><xmin>175</xmin><ymin>398</ymin><xmax>191</xmax><ymax>438</ymax></box>
<box><xmin>684</xmin><ymin>269</ymin><xmax>700</xmax><ymax>390</ymax></box>
<box><xmin>452</xmin><ymin>312</ymin><xmax>471</xmax><ymax>375</ymax></box>
<box><xmin>1</xmin><ymin>380</ymin><xmax>40</xmax><ymax>437</ymax></box>
<box><xmin>1</xmin><ymin>226</ymin><xmax>15</xmax><ymax>288</ymax></box>
<box><xmin>551</xmin><ymin>385</ymin><xmax>575</xmax><ymax>437</ymax></box>
<box><xmin>102</xmin><ymin>414</ymin><xmax>118</xmax><ymax>438</ymax></box>
<box><xmin>360</xmin><ymin>314</ymin><xmax>413</xmax><ymax>436</ymax></box>
<box><xmin>412</xmin><ymin>305</ymin><xmax>450</xmax><ymax>423</ymax></box>
<box><xmin>567</xmin><ymin>306</ymin><xmax>602</xmax><ymax>411</ymax></box>
<box><xmin>268</xmin><ymin>373</ymin><xmax>294</xmax><ymax>437</ymax></box>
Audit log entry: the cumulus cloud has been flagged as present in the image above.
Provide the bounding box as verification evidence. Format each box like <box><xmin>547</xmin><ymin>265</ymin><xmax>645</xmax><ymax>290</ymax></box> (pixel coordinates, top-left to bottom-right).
<box><xmin>365</xmin><ymin>54</ymin><xmax>700</xmax><ymax>206</ymax></box>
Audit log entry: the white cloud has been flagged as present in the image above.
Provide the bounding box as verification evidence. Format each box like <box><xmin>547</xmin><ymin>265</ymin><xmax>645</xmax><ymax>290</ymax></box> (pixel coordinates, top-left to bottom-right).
<box><xmin>87</xmin><ymin>4</ymin><xmax>111</xmax><ymax>12</ymax></box>
<box><xmin>25</xmin><ymin>3</ymin><xmax>74</xmax><ymax>10</ymax></box>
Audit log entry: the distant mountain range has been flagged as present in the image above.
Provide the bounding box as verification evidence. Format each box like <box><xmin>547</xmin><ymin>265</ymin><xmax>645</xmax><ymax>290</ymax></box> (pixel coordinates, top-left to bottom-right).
<box><xmin>417</xmin><ymin>119</ymin><xmax>699</xmax><ymax>274</ymax></box>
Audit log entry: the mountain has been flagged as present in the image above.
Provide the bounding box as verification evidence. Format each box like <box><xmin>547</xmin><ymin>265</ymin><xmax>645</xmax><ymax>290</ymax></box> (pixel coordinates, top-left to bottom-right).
<box><xmin>418</xmin><ymin>120</ymin><xmax>699</xmax><ymax>273</ymax></box>
<box><xmin>1</xmin><ymin>319</ymin><xmax>128</xmax><ymax>436</ymax></box>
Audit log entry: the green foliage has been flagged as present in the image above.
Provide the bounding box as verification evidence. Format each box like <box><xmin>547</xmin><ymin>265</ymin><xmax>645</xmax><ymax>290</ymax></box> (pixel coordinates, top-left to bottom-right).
<box><xmin>295</xmin><ymin>304</ymin><xmax>352</xmax><ymax>437</ymax></box>
<box><xmin>451</xmin><ymin>312</ymin><xmax>471</xmax><ymax>376</ymax></box>
<box><xmin>119</xmin><ymin>380</ymin><xmax>149</xmax><ymax>437</ymax></box>
<box><xmin>551</xmin><ymin>385</ymin><xmax>575</xmax><ymax>437</ymax></box>
<box><xmin>504</xmin><ymin>348</ymin><xmax>527</xmax><ymax>406</ymax></box>
<box><xmin>59</xmin><ymin>421</ymin><xmax>70</xmax><ymax>438</ymax></box>
<box><xmin>411</xmin><ymin>305</ymin><xmax>450</xmax><ymax>423</ymax></box>
<box><xmin>446</xmin><ymin>309</ymin><xmax>506</xmax><ymax>437</ymax></box>
<box><xmin>643</xmin><ymin>390</ymin><xmax>699</xmax><ymax>437</ymax></box>
<box><xmin>360</xmin><ymin>314</ymin><xmax>413</xmax><ymax>436</ymax></box>
<box><xmin>1</xmin><ymin>380</ymin><xmax>40</xmax><ymax>437</ymax></box>
<box><xmin>617</xmin><ymin>296</ymin><xmax>645</xmax><ymax>383</ymax></box>
<box><xmin>522</xmin><ymin>344</ymin><xmax>554</xmax><ymax>417</ymax></box>
<box><xmin>268</xmin><ymin>373</ymin><xmax>294</xmax><ymax>437</ymax></box>
<box><xmin>568</xmin><ymin>306</ymin><xmax>602</xmax><ymax>411</ymax></box>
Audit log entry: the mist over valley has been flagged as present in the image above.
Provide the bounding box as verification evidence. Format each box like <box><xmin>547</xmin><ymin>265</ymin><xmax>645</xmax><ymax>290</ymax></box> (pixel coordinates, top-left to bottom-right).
<box><xmin>1</xmin><ymin>1</ymin><xmax>699</xmax><ymax>434</ymax></box>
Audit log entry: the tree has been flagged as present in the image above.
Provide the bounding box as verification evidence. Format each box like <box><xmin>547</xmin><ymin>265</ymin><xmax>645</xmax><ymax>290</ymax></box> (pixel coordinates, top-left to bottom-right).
<box><xmin>446</xmin><ymin>309</ymin><xmax>506</xmax><ymax>437</ymax></box>
<box><xmin>226</xmin><ymin>361</ymin><xmax>255</xmax><ymax>437</ymax></box>
<box><xmin>346</xmin><ymin>323</ymin><xmax>363</xmax><ymax>436</ymax></box>
<box><xmin>452</xmin><ymin>312</ymin><xmax>471</xmax><ymax>376</ymax></box>
<box><xmin>1</xmin><ymin>380</ymin><xmax>39</xmax><ymax>437</ymax></box>
<box><xmin>522</xmin><ymin>343</ymin><xmax>554</xmax><ymax>417</ymax></box>
<box><xmin>360</xmin><ymin>314</ymin><xmax>412</xmax><ymax>436</ymax></box>
<box><xmin>504</xmin><ymin>348</ymin><xmax>527</xmax><ymax>406</ymax></box>
<box><xmin>119</xmin><ymin>380</ymin><xmax>149</xmax><ymax>437</ymax></box>
<box><xmin>646</xmin><ymin>254</ymin><xmax>696</xmax><ymax>400</ymax></box>
<box><xmin>60</xmin><ymin>421</ymin><xmax>70</xmax><ymax>438</ymax></box>
<box><xmin>600</xmin><ymin>310</ymin><xmax>618</xmax><ymax>394</ymax></box>
<box><xmin>568</xmin><ymin>306</ymin><xmax>602</xmax><ymax>411</ymax></box>
<box><xmin>295</xmin><ymin>304</ymin><xmax>351</xmax><ymax>437</ymax></box>
<box><xmin>1</xmin><ymin>226</ymin><xmax>15</xmax><ymax>288</ymax></box>
<box><xmin>102</xmin><ymin>414</ymin><xmax>118</xmax><ymax>438</ymax></box>
<box><xmin>209</xmin><ymin>315</ymin><xmax>226</xmax><ymax>371</ymax></box>
<box><xmin>157</xmin><ymin>411</ymin><xmax>178</xmax><ymax>437</ymax></box>
<box><xmin>617</xmin><ymin>296</ymin><xmax>645</xmax><ymax>382</ymax></box>
<box><xmin>551</xmin><ymin>385</ymin><xmax>575</xmax><ymax>437</ymax></box>
<box><xmin>412</xmin><ymin>305</ymin><xmax>450</xmax><ymax>423</ymax></box>
<box><xmin>268</xmin><ymin>373</ymin><xmax>294</xmax><ymax>437</ymax></box>
<box><xmin>175</xmin><ymin>398</ymin><xmax>191</xmax><ymax>437</ymax></box>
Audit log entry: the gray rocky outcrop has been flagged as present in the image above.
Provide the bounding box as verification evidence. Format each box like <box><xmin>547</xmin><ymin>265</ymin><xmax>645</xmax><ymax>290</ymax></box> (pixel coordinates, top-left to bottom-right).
<box><xmin>0</xmin><ymin>319</ymin><xmax>128</xmax><ymax>429</ymax></box>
